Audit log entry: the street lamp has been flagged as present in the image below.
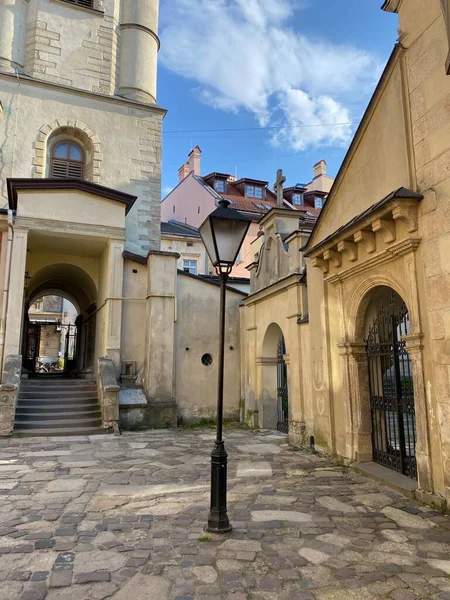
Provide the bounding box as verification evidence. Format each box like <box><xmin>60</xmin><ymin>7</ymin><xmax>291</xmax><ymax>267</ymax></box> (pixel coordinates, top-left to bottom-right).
<box><xmin>199</xmin><ymin>199</ymin><xmax>251</xmax><ymax>533</ymax></box>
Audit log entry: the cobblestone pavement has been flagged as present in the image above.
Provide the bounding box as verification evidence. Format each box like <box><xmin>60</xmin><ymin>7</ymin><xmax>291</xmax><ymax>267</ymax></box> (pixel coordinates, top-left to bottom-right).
<box><xmin>1</xmin><ymin>428</ymin><xmax>450</xmax><ymax>600</ymax></box>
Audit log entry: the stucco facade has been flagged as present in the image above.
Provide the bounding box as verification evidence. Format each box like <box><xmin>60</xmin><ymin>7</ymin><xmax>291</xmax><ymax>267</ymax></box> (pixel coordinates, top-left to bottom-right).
<box><xmin>0</xmin><ymin>0</ymin><xmax>245</xmax><ymax>436</ymax></box>
<box><xmin>241</xmin><ymin>0</ymin><xmax>450</xmax><ymax>509</ymax></box>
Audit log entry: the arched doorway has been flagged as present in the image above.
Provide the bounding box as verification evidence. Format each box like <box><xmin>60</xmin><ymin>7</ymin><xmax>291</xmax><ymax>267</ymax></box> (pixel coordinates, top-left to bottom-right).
<box><xmin>260</xmin><ymin>323</ymin><xmax>289</xmax><ymax>432</ymax></box>
<box><xmin>24</xmin><ymin>294</ymin><xmax>79</xmax><ymax>374</ymax></box>
<box><xmin>23</xmin><ymin>264</ymin><xmax>97</xmax><ymax>377</ymax></box>
<box><xmin>364</xmin><ymin>286</ymin><xmax>417</xmax><ymax>479</ymax></box>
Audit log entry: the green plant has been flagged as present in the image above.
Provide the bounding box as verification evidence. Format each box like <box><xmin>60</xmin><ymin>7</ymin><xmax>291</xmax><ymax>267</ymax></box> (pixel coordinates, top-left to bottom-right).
<box><xmin>198</xmin><ymin>535</ymin><xmax>212</xmax><ymax>543</ymax></box>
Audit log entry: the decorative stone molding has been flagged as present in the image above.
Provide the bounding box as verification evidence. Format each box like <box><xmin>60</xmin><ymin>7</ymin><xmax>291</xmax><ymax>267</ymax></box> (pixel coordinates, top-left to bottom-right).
<box><xmin>306</xmin><ymin>189</ymin><xmax>422</xmax><ymax>278</ymax></box>
<box><xmin>392</xmin><ymin>202</ymin><xmax>419</xmax><ymax>232</ymax></box>
<box><xmin>372</xmin><ymin>218</ymin><xmax>396</xmax><ymax>243</ymax></box>
<box><xmin>337</xmin><ymin>240</ymin><xmax>358</xmax><ymax>262</ymax></box>
<box><xmin>323</xmin><ymin>249</ymin><xmax>341</xmax><ymax>268</ymax></box>
<box><xmin>312</xmin><ymin>257</ymin><xmax>328</xmax><ymax>273</ymax></box>
<box><xmin>33</xmin><ymin>119</ymin><xmax>103</xmax><ymax>183</ymax></box>
<box><xmin>354</xmin><ymin>230</ymin><xmax>376</xmax><ymax>253</ymax></box>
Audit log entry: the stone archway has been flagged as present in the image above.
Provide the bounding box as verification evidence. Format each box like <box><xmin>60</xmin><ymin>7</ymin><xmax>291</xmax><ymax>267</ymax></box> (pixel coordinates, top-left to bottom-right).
<box><xmin>342</xmin><ymin>280</ymin><xmax>432</xmax><ymax>491</ymax></box>
<box><xmin>258</xmin><ymin>323</ymin><xmax>289</xmax><ymax>430</ymax></box>
<box><xmin>24</xmin><ymin>264</ymin><xmax>98</xmax><ymax>375</ymax></box>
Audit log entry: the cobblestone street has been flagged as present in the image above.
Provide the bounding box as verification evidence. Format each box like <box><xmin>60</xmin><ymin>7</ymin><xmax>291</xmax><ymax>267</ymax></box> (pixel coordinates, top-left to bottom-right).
<box><xmin>0</xmin><ymin>428</ymin><xmax>450</xmax><ymax>600</ymax></box>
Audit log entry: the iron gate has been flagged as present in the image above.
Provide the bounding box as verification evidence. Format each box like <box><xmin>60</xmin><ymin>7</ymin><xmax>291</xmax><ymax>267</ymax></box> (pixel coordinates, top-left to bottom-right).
<box><xmin>276</xmin><ymin>336</ymin><xmax>289</xmax><ymax>433</ymax></box>
<box><xmin>366</xmin><ymin>295</ymin><xmax>417</xmax><ymax>479</ymax></box>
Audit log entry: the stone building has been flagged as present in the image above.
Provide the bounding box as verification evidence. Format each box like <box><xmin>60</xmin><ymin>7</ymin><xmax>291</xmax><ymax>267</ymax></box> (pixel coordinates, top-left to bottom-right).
<box><xmin>161</xmin><ymin>148</ymin><xmax>332</xmax><ymax>279</ymax></box>
<box><xmin>0</xmin><ymin>0</ymin><xmax>244</xmax><ymax>435</ymax></box>
<box><xmin>242</xmin><ymin>0</ymin><xmax>450</xmax><ymax>509</ymax></box>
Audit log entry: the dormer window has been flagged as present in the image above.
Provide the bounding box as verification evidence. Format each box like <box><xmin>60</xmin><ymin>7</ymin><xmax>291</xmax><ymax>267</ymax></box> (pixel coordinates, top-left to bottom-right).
<box><xmin>215</xmin><ymin>180</ymin><xmax>226</xmax><ymax>193</ymax></box>
<box><xmin>292</xmin><ymin>193</ymin><xmax>303</xmax><ymax>206</ymax></box>
<box><xmin>246</xmin><ymin>185</ymin><xmax>263</xmax><ymax>199</ymax></box>
<box><xmin>314</xmin><ymin>196</ymin><xmax>324</xmax><ymax>209</ymax></box>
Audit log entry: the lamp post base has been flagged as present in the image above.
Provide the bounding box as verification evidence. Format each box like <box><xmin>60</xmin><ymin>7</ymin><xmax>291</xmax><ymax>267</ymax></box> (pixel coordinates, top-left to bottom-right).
<box><xmin>206</xmin><ymin>441</ymin><xmax>232</xmax><ymax>534</ymax></box>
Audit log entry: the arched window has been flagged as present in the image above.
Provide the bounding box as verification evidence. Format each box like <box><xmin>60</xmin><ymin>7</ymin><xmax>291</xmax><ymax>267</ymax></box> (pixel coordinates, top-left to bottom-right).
<box><xmin>51</xmin><ymin>141</ymin><xmax>84</xmax><ymax>179</ymax></box>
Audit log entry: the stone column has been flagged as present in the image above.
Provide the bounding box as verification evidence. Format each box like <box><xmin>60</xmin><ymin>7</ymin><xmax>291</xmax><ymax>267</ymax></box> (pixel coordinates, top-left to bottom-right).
<box><xmin>118</xmin><ymin>0</ymin><xmax>160</xmax><ymax>103</ymax></box>
<box><xmin>103</xmin><ymin>240</ymin><xmax>124</xmax><ymax>377</ymax></box>
<box><xmin>403</xmin><ymin>333</ymin><xmax>433</xmax><ymax>493</ymax></box>
<box><xmin>338</xmin><ymin>341</ymin><xmax>372</xmax><ymax>462</ymax></box>
<box><xmin>4</xmin><ymin>228</ymin><xmax>28</xmax><ymax>360</ymax></box>
<box><xmin>144</xmin><ymin>251</ymin><xmax>177</xmax><ymax>405</ymax></box>
<box><xmin>0</xmin><ymin>0</ymin><xmax>27</xmax><ymax>74</ymax></box>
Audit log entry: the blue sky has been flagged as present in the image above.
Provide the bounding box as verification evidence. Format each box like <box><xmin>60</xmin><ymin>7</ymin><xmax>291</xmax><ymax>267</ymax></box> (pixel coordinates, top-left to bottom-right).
<box><xmin>158</xmin><ymin>1</ymin><xmax>399</xmax><ymax>196</ymax></box>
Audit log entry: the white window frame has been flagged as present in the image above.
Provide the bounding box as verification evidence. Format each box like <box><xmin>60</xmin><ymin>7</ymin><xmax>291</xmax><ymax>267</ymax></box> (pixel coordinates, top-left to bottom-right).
<box><xmin>292</xmin><ymin>192</ymin><xmax>303</xmax><ymax>206</ymax></box>
<box><xmin>183</xmin><ymin>260</ymin><xmax>197</xmax><ymax>275</ymax></box>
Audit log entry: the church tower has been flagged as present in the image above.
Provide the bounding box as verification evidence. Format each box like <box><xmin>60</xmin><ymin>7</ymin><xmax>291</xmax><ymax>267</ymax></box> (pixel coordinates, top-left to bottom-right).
<box><xmin>0</xmin><ymin>0</ymin><xmax>163</xmax><ymax>253</ymax></box>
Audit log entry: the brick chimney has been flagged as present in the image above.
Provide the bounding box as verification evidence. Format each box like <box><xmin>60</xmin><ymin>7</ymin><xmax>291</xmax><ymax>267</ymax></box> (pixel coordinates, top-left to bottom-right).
<box><xmin>313</xmin><ymin>159</ymin><xmax>327</xmax><ymax>178</ymax></box>
<box><xmin>188</xmin><ymin>145</ymin><xmax>201</xmax><ymax>176</ymax></box>
<box><xmin>178</xmin><ymin>162</ymin><xmax>190</xmax><ymax>182</ymax></box>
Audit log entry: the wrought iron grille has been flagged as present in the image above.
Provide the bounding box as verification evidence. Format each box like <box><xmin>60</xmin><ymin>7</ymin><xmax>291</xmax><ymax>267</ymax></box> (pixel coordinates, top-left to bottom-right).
<box><xmin>366</xmin><ymin>294</ymin><xmax>417</xmax><ymax>479</ymax></box>
<box><xmin>277</xmin><ymin>336</ymin><xmax>289</xmax><ymax>433</ymax></box>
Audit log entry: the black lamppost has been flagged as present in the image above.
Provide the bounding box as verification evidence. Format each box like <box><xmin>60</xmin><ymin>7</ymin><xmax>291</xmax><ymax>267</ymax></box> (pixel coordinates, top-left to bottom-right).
<box><xmin>199</xmin><ymin>199</ymin><xmax>251</xmax><ymax>534</ymax></box>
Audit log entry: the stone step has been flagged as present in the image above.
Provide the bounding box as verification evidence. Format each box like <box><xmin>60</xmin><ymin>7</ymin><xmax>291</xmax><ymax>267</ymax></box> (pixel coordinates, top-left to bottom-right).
<box><xmin>19</xmin><ymin>391</ymin><xmax>97</xmax><ymax>399</ymax></box>
<box><xmin>17</xmin><ymin>395</ymin><xmax>98</xmax><ymax>404</ymax></box>
<box><xmin>14</xmin><ymin>417</ymin><xmax>102</xmax><ymax>430</ymax></box>
<box><xmin>16</xmin><ymin>402</ymin><xmax>100</xmax><ymax>412</ymax></box>
<box><xmin>20</xmin><ymin>379</ymin><xmax>97</xmax><ymax>389</ymax></box>
<box><xmin>15</xmin><ymin>409</ymin><xmax>101</xmax><ymax>420</ymax></box>
<box><xmin>14</xmin><ymin>426</ymin><xmax>103</xmax><ymax>437</ymax></box>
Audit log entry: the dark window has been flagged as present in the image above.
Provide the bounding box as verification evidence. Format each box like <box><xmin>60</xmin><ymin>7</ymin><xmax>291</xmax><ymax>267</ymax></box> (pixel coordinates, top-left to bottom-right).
<box><xmin>60</xmin><ymin>0</ymin><xmax>95</xmax><ymax>8</ymax></box>
<box><xmin>51</xmin><ymin>141</ymin><xmax>84</xmax><ymax>179</ymax></box>
<box><xmin>215</xmin><ymin>180</ymin><xmax>226</xmax><ymax>193</ymax></box>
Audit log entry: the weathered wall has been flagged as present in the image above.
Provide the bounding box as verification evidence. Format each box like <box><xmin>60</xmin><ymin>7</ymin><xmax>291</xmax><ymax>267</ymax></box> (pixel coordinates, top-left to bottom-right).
<box><xmin>160</xmin><ymin>235</ymin><xmax>209</xmax><ymax>275</ymax></box>
<box><xmin>175</xmin><ymin>273</ymin><xmax>244</xmax><ymax>424</ymax></box>
<box><xmin>398</xmin><ymin>0</ymin><xmax>450</xmax><ymax>500</ymax></box>
<box><xmin>0</xmin><ymin>77</ymin><xmax>163</xmax><ymax>253</ymax></box>
<box><xmin>311</xmin><ymin>58</ymin><xmax>411</xmax><ymax>247</ymax></box>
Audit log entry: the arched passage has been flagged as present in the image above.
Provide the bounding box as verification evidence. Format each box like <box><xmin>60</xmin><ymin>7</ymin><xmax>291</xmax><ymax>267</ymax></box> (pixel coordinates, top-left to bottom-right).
<box><xmin>23</xmin><ymin>264</ymin><xmax>98</xmax><ymax>375</ymax></box>
<box><xmin>260</xmin><ymin>323</ymin><xmax>289</xmax><ymax>431</ymax></box>
<box><xmin>350</xmin><ymin>285</ymin><xmax>417</xmax><ymax>479</ymax></box>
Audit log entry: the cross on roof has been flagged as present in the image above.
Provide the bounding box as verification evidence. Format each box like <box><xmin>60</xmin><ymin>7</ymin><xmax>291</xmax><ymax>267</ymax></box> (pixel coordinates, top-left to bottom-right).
<box><xmin>274</xmin><ymin>168</ymin><xmax>286</xmax><ymax>207</ymax></box>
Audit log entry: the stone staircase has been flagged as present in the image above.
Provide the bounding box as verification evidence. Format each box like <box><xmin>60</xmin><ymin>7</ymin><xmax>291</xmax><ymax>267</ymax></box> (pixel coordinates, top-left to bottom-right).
<box><xmin>14</xmin><ymin>378</ymin><xmax>102</xmax><ymax>436</ymax></box>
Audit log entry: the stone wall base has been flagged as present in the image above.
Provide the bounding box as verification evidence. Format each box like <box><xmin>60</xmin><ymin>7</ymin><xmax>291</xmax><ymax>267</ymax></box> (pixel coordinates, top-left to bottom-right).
<box><xmin>119</xmin><ymin>402</ymin><xmax>177</xmax><ymax>431</ymax></box>
<box><xmin>289</xmin><ymin>420</ymin><xmax>307</xmax><ymax>448</ymax></box>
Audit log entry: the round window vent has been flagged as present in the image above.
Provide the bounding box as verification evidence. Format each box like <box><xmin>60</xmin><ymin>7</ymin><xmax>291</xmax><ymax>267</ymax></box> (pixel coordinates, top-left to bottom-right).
<box><xmin>201</xmin><ymin>353</ymin><xmax>213</xmax><ymax>366</ymax></box>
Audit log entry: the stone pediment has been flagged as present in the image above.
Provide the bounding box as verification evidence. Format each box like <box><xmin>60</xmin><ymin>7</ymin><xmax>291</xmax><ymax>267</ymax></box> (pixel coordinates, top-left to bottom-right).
<box><xmin>305</xmin><ymin>188</ymin><xmax>423</xmax><ymax>282</ymax></box>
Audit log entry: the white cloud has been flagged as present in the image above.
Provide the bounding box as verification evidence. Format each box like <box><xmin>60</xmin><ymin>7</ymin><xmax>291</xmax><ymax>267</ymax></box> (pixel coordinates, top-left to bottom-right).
<box><xmin>160</xmin><ymin>0</ymin><xmax>381</xmax><ymax>151</ymax></box>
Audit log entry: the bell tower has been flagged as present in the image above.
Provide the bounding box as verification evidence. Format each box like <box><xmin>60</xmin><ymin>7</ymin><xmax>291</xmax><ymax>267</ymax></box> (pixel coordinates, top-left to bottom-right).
<box><xmin>118</xmin><ymin>0</ymin><xmax>160</xmax><ymax>104</ymax></box>
<box><xmin>0</xmin><ymin>0</ymin><xmax>28</xmax><ymax>74</ymax></box>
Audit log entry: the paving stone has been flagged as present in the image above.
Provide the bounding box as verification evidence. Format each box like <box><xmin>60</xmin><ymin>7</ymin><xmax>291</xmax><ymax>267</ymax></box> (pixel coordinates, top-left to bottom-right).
<box><xmin>236</xmin><ymin>462</ymin><xmax>273</xmax><ymax>477</ymax></box>
<box><xmin>111</xmin><ymin>573</ymin><xmax>170</xmax><ymax>599</ymax></box>
<box><xmin>251</xmin><ymin>510</ymin><xmax>312</xmax><ymax>523</ymax></box>
<box><xmin>1</xmin><ymin>429</ymin><xmax>450</xmax><ymax>600</ymax></box>
<box><xmin>75</xmin><ymin>570</ymin><xmax>111</xmax><ymax>583</ymax></box>
<box><xmin>47</xmin><ymin>479</ymin><xmax>86</xmax><ymax>493</ymax></box>
<box><xmin>382</xmin><ymin>507</ymin><xmax>436</xmax><ymax>530</ymax></box>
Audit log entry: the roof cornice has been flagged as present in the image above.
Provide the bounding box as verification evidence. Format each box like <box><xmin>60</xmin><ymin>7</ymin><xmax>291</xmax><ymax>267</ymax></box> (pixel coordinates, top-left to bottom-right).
<box><xmin>0</xmin><ymin>71</ymin><xmax>167</xmax><ymax>115</ymax></box>
<box><xmin>7</xmin><ymin>178</ymin><xmax>137</xmax><ymax>214</ymax></box>
<box><xmin>381</xmin><ymin>0</ymin><xmax>403</xmax><ymax>12</ymax></box>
